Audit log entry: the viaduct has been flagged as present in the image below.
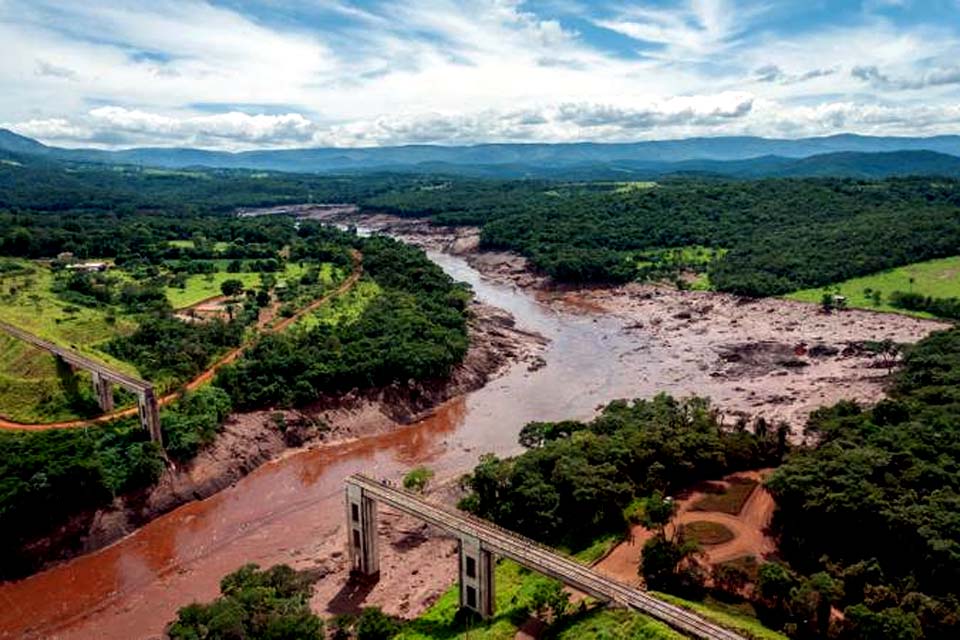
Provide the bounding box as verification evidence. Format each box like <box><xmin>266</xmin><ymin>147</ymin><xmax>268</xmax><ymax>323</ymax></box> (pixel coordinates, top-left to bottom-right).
<box><xmin>0</xmin><ymin>320</ymin><xmax>162</xmax><ymax>444</ymax></box>
<box><xmin>345</xmin><ymin>474</ymin><xmax>747</xmax><ymax>640</ymax></box>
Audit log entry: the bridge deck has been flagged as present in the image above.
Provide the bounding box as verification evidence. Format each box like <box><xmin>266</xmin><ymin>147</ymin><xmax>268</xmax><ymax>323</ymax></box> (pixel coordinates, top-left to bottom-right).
<box><xmin>348</xmin><ymin>474</ymin><xmax>746</xmax><ymax>640</ymax></box>
<box><xmin>0</xmin><ymin>320</ymin><xmax>151</xmax><ymax>392</ymax></box>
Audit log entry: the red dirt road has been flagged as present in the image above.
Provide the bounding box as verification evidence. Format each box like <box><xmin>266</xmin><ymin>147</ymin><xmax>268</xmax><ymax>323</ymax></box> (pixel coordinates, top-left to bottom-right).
<box><xmin>0</xmin><ymin>251</ymin><xmax>362</xmax><ymax>432</ymax></box>
<box><xmin>593</xmin><ymin>470</ymin><xmax>776</xmax><ymax>584</ymax></box>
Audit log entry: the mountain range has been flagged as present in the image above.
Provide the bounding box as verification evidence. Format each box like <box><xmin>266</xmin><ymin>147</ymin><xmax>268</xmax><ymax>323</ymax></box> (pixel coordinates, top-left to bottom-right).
<box><xmin>2</xmin><ymin>128</ymin><xmax>960</xmax><ymax>179</ymax></box>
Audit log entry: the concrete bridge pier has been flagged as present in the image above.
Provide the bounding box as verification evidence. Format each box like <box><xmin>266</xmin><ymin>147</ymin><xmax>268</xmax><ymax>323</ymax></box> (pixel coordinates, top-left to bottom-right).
<box><xmin>346</xmin><ymin>484</ymin><xmax>380</xmax><ymax>578</ymax></box>
<box><xmin>91</xmin><ymin>371</ymin><xmax>115</xmax><ymax>412</ymax></box>
<box><xmin>137</xmin><ymin>389</ymin><xmax>162</xmax><ymax>446</ymax></box>
<box><xmin>459</xmin><ymin>534</ymin><xmax>495</xmax><ymax>619</ymax></box>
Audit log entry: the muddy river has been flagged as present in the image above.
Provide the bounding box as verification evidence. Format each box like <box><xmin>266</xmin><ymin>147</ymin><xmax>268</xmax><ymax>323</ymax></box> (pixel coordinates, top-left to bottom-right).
<box><xmin>0</xmin><ymin>245</ymin><xmax>933</xmax><ymax>639</ymax></box>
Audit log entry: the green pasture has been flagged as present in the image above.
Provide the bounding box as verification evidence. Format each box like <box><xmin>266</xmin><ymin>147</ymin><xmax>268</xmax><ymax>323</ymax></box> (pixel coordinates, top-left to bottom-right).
<box><xmin>786</xmin><ymin>254</ymin><xmax>960</xmax><ymax>317</ymax></box>
<box><xmin>0</xmin><ymin>261</ymin><xmax>138</xmax><ymax>374</ymax></box>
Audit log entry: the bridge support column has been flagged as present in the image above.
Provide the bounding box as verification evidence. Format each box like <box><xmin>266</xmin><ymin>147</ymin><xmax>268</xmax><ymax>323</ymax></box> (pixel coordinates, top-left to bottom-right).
<box><xmin>345</xmin><ymin>484</ymin><xmax>380</xmax><ymax>578</ymax></box>
<box><xmin>459</xmin><ymin>535</ymin><xmax>495</xmax><ymax>619</ymax></box>
<box><xmin>137</xmin><ymin>389</ymin><xmax>162</xmax><ymax>445</ymax></box>
<box><xmin>91</xmin><ymin>371</ymin><xmax>115</xmax><ymax>412</ymax></box>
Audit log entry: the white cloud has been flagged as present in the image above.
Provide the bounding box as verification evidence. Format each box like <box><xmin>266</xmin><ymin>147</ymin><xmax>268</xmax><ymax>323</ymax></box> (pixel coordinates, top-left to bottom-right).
<box><xmin>596</xmin><ymin>0</ymin><xmax>765</xmax><ymax>62</ymax></box>
<box><xmin>1</xmin><ymin>0</ymin><xmax>959</xmax><ymax>148</ymax></box>
<box><xmin>852</xmin><ymin>64</ymin><xmax>960</xmax><ymax>90</ymax></box>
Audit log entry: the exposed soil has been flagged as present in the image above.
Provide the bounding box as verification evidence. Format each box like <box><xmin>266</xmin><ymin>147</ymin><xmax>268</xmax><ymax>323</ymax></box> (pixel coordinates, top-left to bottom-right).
<box><xmin>594</xmin><ymin>470</ymin><xmax>777</xmax><ymax>586</ymax></box>
<box><xmin>324</xmin><ymin>210</ymin><xmax>950</xmax><ymax>437</ymax></box>
<box><xmin>8</xmin><ymin>300</ymin><xmax>545</xmax><ymax>580</ymax></box>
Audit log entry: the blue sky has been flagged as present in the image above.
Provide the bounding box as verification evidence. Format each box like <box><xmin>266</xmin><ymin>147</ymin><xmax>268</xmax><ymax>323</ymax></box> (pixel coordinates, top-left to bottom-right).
<box><xmin>2</xmin><ymin>0</ymin><xmax>960</xmax><ymax>148</ymax></box>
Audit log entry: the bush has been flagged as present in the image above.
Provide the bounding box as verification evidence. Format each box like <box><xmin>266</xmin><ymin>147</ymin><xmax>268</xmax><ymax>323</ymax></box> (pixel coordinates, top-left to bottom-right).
<box><xmin>168</xmin><ymin>564</ymin><xmax>323</xmax><ymax>640</ymax></box>
<box><xmin>403</xmin><ymin>466</ymin><xmax>434</xmax><ymax>493</ymax></box>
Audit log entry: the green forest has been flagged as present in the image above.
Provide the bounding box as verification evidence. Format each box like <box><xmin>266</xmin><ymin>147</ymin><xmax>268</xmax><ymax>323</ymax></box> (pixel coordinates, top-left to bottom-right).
<box><xmin>0</xmin><ymin>162</ymin><xmax>471</xmax><ymax>579</ymax></box>
<box><xmin>364</xmin><ymin>177</ymin><xmax>960</xmax><ymax>297</ymax></box>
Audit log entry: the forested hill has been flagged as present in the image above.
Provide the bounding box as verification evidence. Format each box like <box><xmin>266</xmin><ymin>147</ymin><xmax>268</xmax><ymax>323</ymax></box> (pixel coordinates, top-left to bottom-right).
<box><xmin>3</xmin><ymin>128</ymin><xmax>960</xmax><ymax>178</ymax></box>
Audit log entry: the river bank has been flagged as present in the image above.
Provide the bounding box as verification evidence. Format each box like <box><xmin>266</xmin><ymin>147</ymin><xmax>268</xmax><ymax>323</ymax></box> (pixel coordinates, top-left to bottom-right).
<box><xmin>7</xmin><ymin>301</ymin><xmax>544</xmax><ymax>585</ymax></box>
<box><xmin>327</xmin><ymin>210</ymin><xmax>950</xmax><ymax>436</ymax></box>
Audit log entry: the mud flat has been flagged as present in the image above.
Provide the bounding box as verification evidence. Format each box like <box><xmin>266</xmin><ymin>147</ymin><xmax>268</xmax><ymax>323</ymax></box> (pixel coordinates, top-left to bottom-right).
<box><xmin>331</xmin><ymin>210</ymin><xmax>950</xmax><ymax>435</ymax></box>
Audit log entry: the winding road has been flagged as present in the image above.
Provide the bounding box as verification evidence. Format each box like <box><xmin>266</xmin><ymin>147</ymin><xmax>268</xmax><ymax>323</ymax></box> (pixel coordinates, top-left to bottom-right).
<box><xmin>0</xmin><ymin>250</ymin><xmax>362</xmax><ymax>432</ymax></box>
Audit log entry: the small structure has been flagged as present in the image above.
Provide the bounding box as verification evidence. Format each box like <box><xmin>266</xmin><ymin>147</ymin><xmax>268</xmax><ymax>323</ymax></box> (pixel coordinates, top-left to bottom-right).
<box><xmin>65</xmin><ymin>261</ymin><xmax>110</xmax><ymax>273</ymax></box>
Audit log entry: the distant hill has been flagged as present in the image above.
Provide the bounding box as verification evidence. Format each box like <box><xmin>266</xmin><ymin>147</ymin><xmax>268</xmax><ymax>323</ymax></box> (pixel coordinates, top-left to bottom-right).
<box><xmin>2</xmin><ymin>128</ymin><xmax>960</xmax><ymax>178</ymax></box>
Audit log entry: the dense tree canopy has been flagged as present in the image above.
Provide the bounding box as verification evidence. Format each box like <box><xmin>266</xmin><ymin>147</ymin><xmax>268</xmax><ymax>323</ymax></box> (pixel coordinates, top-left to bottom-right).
<box><xmin>766</xmin><ymin>326</ymin><xmax>960</xmax><ymax>639</ymax></box>
<box><xmin>365</xmin><ymin>177</ymin><xmax>960</xmax><ymax>295</ymax></box>
<box><xmin>168</xmin><ymin>564</ymin><xmax>324</xmax><ymax>640</ymax></box>
<box><xmin>215</xmin><ymin>233</ymin><xmax>469</xmax><ymax>408</ymax></box>
<box><xmin>460</xmin><ymin>394</ymin><xmax>786</xmax><ymax>546</ymax></box>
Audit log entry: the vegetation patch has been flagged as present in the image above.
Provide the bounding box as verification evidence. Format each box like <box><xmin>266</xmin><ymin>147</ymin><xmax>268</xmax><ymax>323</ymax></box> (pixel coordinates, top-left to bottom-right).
<box><xmin>0</xmin><ymin>260</ymin><xmax>138</xmax><ymax>372</ymax></box>
<box><xmin>298</xmin><ymin>277</ymin><xmax>381</xmax><ymax>329</ymax></box>
<box><xmin>460</xmin><ymin>395</ymin><xmax>785</xmax><ymax>550</ymax></box>
<box><xmin>680</xmin><ymin>521</ymin><xmax>736</xmax><ymax>546</ymax></box>
<box><xmin>367</xmin><ymin>177</ymin><xmax>960</xmax><ymax>296</ymax></box>
<box><xmin>692</xmin><ymin>477</ymin><xmax>758</xmax><ymax>515</ymax></box>
<box><xmin>652</xmin><ymin>592</ymin><xmax>789</xmax><ymax>640</ymax></box>
<box><xmin>168</xmin><ymin>564</ymin><xmax>323</xmax><ymax>639</ymax></box>
<box><xmin>786</xmin><ymin>254</ymin><xmax>960</xmax><ymax>317</ymax></box>
<box><xmin>397</xmin><ymin>559</ymin><xmax>679</xmax><ymax>640</ymax></box>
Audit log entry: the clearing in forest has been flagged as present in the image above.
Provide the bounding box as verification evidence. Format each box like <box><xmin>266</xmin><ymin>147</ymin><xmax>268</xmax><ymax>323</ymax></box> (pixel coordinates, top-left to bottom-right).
<box><xmin>786</xmin><ymin>254</ymin><xmax>960</xmax><ymax>316</ymax></box>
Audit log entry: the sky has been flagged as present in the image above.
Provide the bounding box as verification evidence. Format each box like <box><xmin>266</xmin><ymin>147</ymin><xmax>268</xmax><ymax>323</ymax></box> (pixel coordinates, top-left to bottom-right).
<box><xmin>2</xmin><ymin>0</ymin><xmax>960</xmax><ymax>149</ymax></box>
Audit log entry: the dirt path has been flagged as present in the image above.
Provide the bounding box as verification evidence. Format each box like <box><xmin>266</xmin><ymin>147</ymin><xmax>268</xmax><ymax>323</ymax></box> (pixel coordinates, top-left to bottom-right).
<box><xmin>0</xmin><ymin>251</ymin><xmax>362</xmax><ymax>432</ymax></box>
<box><xmin>593</xmin><ymin>471</ymin><xmax>776</xmax><ymax>585</ymax></box>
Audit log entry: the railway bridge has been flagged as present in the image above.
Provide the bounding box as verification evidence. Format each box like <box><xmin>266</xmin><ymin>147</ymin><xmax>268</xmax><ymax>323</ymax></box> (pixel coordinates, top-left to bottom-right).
<box><xmin>0</xmin><ymin>320</ymin><xmax>162</xmax><ymax>443</ymax></box>
<box><xmin>345</xmin><ymin>474</ymin><xmax>746</xmax><ymax>640</ymax></box>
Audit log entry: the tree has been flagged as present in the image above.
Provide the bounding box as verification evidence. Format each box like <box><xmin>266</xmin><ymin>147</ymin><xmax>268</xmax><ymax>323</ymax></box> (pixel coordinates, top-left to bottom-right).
<box><xmin>403</xmin><ymin>466</ymin><xmax>435</xmax><ymax>493</ymax></box>
<box><xmin>220</xmin><ymin>278</ymin><xmax>244</xmax><ymax>297</ymax></box>
<box><xmin>641</xmin><ymin>492</ymin><xmax>676</xmax><ymax>539</ymax></box>
<box><xmin>355</xmin><ymin>607</ymin><xmax>399</xmax><ymax>640</ymax></box>
<box><xmin>640</xmin><ymin>534</ymin><xmax>700</xmax><ymax>591</ymax></box>
<box><xmin>256</xmin><ymin>289</ymin><xmax>271</xmax><ymax>307</ymax></box>
<box><xmin>529</xmin><ymin>579</ymin><xmax>570</xmax><ymax>622</ymax></box>
<box><xmin>167</xmin><ymin>564</ymin><xmax>323</xmax><ymax>640</ymax></box>
<box><xmin>756</xmin><ymin>562</ymin><xmax>796</xmax><ymax>610</ymax></box>
<box><xmin>790</xmin><ymin>572</ymin><xmax>844</xmax><ymax>639</ymax></box>
<box><xmin>844</xmin><ymin>605</ymin><xmax>923</xmax><ymax>640</ymax></box>
<box><xmin>712</xmin><ymin>563</ymin><xmax>750</xmax><ymax>598</ymax></box>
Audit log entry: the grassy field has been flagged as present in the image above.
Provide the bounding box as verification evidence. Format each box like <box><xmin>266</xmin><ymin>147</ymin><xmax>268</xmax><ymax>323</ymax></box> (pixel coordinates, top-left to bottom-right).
<box><xmin>613</xmin><ymin>181</ymin><xmax>658</xmax><ymax>193</ymax></box>
<box><xmin>298</xmin><ymin>278</ymin><xmax>380</xmax><ymax>329</ymax></box>
<box><xmin>165</xmin><ymin>261</ymin><xmax>321</xmax><ymax>309</ymax></box>
<box><xmin>0</xmin><ymin>261</ymin><xmax>138</xmax><ymax>373</ymax></box>
<box><xmin>692</xmin><ymin>478</ymin><xmax>758</xmax><ymax>515</ymax></box>
<box><xmin>167</xmin><ymin>239</ymin><xmax>230</xmax><ymax>252</ymax></box>
<box><xmin>786</xmin><ymin>255</ymin><xmax>960</xmax><ymax>316</ymax></box>
<box><xmin>396</xmin><ymin>560</ymin><xmax>681</xmax><ymax>640</ymax></box>
<box><xmin>680</xmin><ymin>521</ymin><xmax>736</xmax><ymax>545</ymax></box>
<box><xmin>652</xmin><ymin>592</ymin><xmax>788</xmax><ymax>640</ymax></box>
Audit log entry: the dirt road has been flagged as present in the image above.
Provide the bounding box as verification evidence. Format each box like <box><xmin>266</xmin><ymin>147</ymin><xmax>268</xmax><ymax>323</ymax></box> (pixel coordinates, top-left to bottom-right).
<box><xmin>594</xmin><ymin>471</ymin><xmax>776</xmax><ymax>585</ymax></box>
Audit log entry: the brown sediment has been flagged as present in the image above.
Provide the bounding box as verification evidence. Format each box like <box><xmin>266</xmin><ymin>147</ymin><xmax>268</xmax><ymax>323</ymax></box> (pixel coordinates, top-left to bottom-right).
<box><xmin>328</xmin><ymin>210</ymin><xmax>949</xmax><ymax>435</ymax></box>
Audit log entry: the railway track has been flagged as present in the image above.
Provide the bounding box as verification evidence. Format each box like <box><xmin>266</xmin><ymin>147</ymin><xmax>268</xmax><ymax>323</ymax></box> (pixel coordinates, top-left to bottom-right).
<box><xmin>348</xmin><ymin>474</ymin><xmax>747</xmax><ymax>640</ymax></box>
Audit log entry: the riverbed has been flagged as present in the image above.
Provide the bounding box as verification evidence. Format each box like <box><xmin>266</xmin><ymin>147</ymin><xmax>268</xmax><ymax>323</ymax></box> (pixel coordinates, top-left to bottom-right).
<box><xmin>0</xmin><ymin>241</ymin><xmax>946</xmax><ymax>639</ymax></box>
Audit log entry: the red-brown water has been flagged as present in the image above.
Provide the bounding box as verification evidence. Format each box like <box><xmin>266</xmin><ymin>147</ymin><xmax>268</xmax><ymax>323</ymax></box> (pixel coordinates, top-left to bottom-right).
<box><xmin>0</xmin><ymin>250</ymin><xmax>697</xmax><ymax>640</ymax></box>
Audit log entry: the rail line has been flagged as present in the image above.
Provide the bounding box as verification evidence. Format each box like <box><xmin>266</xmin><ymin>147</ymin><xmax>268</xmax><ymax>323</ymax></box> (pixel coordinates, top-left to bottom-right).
<box><xmin>348</xmin><ymin>474</ymin><xmax>746</xmax><ymax>640</ymax></box>
<box><xmin>0</xmin><ymin>250</ymin><xmax>362</xmax><ymax>431</ymax></box>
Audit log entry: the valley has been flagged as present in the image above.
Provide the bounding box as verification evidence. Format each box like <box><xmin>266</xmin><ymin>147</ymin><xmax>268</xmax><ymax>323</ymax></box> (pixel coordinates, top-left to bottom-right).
<box><xmin>0</xmin><ymin>211</ymin><xmax>949</xmax><ymax>639</ymax></box>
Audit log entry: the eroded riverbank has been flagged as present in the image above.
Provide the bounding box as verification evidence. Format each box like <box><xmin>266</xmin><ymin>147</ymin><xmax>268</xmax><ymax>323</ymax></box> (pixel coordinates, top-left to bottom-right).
<box><xmin>0</xmin><ymin>213</ymin><xmax>949</xmax><ymax>639</ymax></box>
